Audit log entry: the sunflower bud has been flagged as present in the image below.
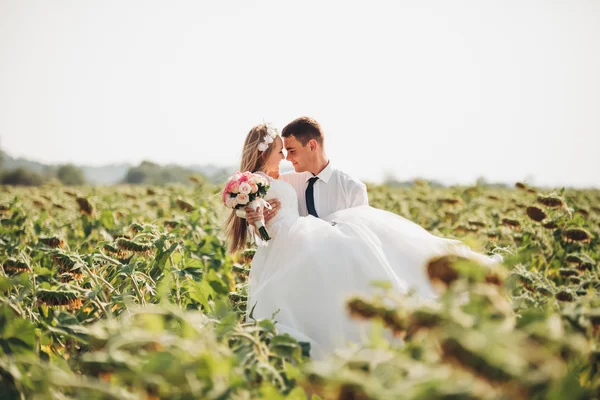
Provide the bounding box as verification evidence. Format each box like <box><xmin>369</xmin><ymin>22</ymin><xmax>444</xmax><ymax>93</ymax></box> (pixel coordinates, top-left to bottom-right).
<box><xmin>526</xmin><ymin>206</ymin><xmax>546</xmax><ymax>222</ymax></box>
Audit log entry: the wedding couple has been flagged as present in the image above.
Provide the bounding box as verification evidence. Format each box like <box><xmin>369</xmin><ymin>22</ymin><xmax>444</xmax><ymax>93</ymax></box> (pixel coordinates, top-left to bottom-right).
<box><xmin>224</xmin><ymin>117</ymin><xmax>499</xmax><ymax>360</ymax></box>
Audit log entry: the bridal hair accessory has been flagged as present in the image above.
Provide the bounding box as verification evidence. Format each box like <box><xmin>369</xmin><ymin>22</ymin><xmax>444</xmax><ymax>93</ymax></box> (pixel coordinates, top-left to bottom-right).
<box><xmin>222</xmin><ymin>171</ymin><xmax>272</xmax><ymax>245</ymax></box>
<box><xmin>257</xmin><ymin>122</ymin><xmax>279</xmax><ymax>152</ymax></box>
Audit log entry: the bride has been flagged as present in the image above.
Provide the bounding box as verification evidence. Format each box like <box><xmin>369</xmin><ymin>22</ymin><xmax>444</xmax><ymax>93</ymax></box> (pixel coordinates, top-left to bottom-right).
<box><xmin>224</xmin><ymin>123</ymin><xmax>499</xmax><ymax>360</ymax></box>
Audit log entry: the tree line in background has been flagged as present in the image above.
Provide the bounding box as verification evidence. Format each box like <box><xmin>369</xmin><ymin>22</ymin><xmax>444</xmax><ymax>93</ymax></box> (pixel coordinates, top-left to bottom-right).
<box><xmin>0</xmin><ymin>145</ymin><xmax>523</xmax><ymax>189</ymax></box>
<box><xmin>0</xmin><ymin>149</ymin><xmax>205</xmax><ymax>186</ymax></box>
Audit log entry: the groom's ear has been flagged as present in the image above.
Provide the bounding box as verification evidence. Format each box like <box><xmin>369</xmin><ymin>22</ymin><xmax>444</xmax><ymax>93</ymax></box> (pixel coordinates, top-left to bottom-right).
<box><xmin>308</xmin><ymin>139</ymin><xmax>318</xmax><ymax>152</ymax></box>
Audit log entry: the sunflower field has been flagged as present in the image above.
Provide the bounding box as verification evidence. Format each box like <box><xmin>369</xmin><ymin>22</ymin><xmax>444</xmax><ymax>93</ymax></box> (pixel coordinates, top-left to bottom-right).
<box><xmin>1</xmin><ymin>179</ymin><xmax>599</xmax><ymax>399</ymax></box>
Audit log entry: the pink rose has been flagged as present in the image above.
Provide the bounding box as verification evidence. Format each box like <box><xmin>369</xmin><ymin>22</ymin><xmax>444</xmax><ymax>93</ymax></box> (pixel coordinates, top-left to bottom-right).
<box><xmin>236</xmin><ymin>193</ymin><xmax>249</xmax><ymax>205</ymax></box>
<box><xmin>239</xmin><ymin>182</ymin><xmax>252</xmax><ymax>195</ymax></box>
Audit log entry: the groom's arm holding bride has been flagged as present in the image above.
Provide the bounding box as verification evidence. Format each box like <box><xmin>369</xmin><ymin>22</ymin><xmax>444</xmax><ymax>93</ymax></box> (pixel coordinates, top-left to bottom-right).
<box><xmin>245</xmin><ymin>173</ymin><xmax>369</xmax><ymax>226</ymax></box>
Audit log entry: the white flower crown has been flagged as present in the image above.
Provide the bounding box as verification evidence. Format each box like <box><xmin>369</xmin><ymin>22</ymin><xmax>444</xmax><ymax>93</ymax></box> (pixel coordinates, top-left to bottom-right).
<box><xmin>257</xmin><ymin>122</ymin><xmax>279</xmax><ymax>152</ymax></box>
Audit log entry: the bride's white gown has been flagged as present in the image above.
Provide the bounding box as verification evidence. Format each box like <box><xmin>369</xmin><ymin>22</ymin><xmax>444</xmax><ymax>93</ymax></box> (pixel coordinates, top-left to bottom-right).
<box><xmin>247</xmin><ymin>177</ymin><xmax>496</xmax><ymax>360</ymax></box>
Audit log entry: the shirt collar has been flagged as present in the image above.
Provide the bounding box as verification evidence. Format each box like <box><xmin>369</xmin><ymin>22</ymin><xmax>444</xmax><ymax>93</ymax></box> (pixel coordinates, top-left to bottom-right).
<box><xmin>306</xmin><ymin>161</ymin><xmax>333</xmax><ymax>183</ymax></box>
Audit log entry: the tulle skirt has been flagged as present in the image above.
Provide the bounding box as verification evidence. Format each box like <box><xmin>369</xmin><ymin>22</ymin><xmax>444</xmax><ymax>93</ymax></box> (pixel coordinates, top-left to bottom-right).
<box><xmin>247</xmin><ymin>205</ymin><xmax>495</xmax><ymax>360</ymax></box>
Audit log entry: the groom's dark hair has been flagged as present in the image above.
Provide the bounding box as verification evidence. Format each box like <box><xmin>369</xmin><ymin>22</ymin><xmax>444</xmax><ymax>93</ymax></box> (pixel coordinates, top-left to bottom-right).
<box><xmin>281</xmin><ymin>117</ymin><xmax>324</xmax><ymax>147</ymax></box>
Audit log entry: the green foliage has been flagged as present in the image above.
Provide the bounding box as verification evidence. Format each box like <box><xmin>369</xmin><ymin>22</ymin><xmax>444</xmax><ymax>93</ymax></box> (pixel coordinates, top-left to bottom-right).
<box><xmin>0</xmin><ymin>182</ymin><xmax>599</xmax><ymax>399</ymax></box>
<box><xmin>1</xmin><ymin>167</ymin><xmax>46</xmax><ymax>186</ymax></box>
<box><xmin>56</xmin><ymin>164</ymin><xmax>87</xmax><ymax>185</ymax></box>
<box><xmin>122</xmin><ymin>160</ymin><xmax>204</xmax><ymax>186</ymax></box>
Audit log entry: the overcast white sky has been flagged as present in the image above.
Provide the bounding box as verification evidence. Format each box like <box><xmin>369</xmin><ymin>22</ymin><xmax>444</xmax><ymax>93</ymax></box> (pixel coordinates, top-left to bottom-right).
<box><xmin>1</xmin><ymin>0</ymin><xmax>599</xmax><ymax>187</ymax></box>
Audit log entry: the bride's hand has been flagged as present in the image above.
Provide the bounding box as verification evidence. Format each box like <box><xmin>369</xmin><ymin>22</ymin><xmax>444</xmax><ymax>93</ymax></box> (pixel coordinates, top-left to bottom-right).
<box><xmin>245</xmin><ymin>206</ymin><xmax>263</xmax><ymax>226</ymax></box>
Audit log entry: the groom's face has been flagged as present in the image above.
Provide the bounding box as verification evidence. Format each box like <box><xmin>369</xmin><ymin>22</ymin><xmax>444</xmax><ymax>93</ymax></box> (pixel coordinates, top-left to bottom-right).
<box><xmin>284</xmin><ymin>136</ymin><xmax>311</xmax><ymax>173</ymax></box>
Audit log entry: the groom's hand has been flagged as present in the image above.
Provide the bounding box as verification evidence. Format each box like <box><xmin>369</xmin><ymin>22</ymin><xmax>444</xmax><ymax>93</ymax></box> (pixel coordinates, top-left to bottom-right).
<box><xmin>264</xmin><ymin>199</ymin><xmax>281</xmax><ymax>223</ymax></box>
<box><xmin>245</xmin><ymin>198</ymin><xmax>280</xmax><ymax>225</ymax></box>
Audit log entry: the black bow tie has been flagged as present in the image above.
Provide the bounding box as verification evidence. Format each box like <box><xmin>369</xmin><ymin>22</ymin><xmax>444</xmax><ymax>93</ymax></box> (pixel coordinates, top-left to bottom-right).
<box><xmin>305</xmin><ymin>176</ymin><xmax>319</xmax><ymax>217</ymax></box>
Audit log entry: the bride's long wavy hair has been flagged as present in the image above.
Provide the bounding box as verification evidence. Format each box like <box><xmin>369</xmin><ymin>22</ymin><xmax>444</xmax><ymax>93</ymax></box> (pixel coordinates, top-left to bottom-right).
<box><xmin>224</xmin><ymin>124</ymin><xmax>277</xmax><ymax>254</ymax></box>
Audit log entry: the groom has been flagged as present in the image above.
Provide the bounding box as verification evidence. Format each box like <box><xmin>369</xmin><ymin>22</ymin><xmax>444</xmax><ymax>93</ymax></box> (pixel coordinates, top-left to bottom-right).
<box><xmin>247</xmin><ymin>116</ymin><xmax>368</xmax><ymax>224</ymax></box>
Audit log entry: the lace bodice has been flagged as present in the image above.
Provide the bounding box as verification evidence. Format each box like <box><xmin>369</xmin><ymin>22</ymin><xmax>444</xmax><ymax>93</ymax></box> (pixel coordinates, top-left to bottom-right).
<box><xmin>264</xmin><ymin>177</ymin><xmax>300</xmax><ymax>231</ymax></box>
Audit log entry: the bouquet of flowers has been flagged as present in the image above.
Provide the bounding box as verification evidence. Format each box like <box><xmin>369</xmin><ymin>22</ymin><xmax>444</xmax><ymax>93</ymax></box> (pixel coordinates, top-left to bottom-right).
<box><xmin>222</xmin><ymin>171</ymin><xmax>272</xmax><ymax>243</ymax></box>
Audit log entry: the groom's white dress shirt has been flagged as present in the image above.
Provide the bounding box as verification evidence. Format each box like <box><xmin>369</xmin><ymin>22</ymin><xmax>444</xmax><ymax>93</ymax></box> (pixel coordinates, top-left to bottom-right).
<box><xmin>280</xmin><ymin>162</ymin><xmax>368</xmax><ymax>218</ymax></box>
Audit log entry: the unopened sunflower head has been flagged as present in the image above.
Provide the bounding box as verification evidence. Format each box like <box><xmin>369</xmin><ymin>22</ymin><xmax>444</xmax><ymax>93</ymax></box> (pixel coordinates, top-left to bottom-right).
<box><xmin>501</xmin><ymin>218</ymin><xmax>521</xmax><ymax>231</ymax></box>
<box><xmin>380</xmin><ymin>308</ymin><xmax>408</xmax><ymax>337</ymax></box>
<box><xmin>163</xmin><ymin>220</ymin><xmax>179</xmax><ymax>230</ymax></box>
<box><xmin>555</xmin><ymin>290</ymin><xmax>575</xmax><ymax>302</ymax></box>
<box><xmin>526</xmin><ymin>206</ymin><xmax>547</xmax><ymax>222</ymax></box>
<box><xmin>76</xmin><ymin>197</ymin><xmax>94</xmax><ymax>216</ymax></box>
<box><xmin>468</xmin><ymin>220</ymin><xmax>486</xmax><ymax>228</ymax></box>
<box><xmin>440</xmin><ymin>337</ymin><xmax>514</xmax><ymax>385</ymax></box>
<box><xmin>438</xmin><ymin>197</ymin><xmax>462</xmax><ymax>205</ymax></box>
<box><xmin>565</xmin><ymin>253</ymin><xmax>596</xmax><ymax>272</ymax></box>
<box><xmin>39</xmin><ymin>236</ymin><xmax>66</xmax><ymax>249</ymax></box>
<box><xmin>115</xmin><ymin>238</ymin><xmax>154</xmax><ymax>255</ymax></box>
<box><xmin>537</xmin><ymin>194</ymin><xmax>565</xmax><ymax>209</ymax></box>
<box><xmin>487</xmin><ymin>230</ymin><xmax>500</xmax><ymax>241</ymax></box>
<box><xmin>346</xmin><ymin>297</ymin><xmax>381</xmax><ymax>321</ymax></box>
<box><xmin>407</xmin><ymin>309</ymin><xmax>443</xmax><ymax>337</ymax></box>
<box><xmin>558</xmin><ymin>268</ymin><xmax>579</xmax><ymax>278</ymax></box>
<box><xmin>561</xmin><ymin>227</ymin><xmax>592</xmax><ymax>244</ymax></box>
<box><xmin>176</xmin><ymin>199</ymin><xmax>195</xmax><ymax>212</ymax></box>
<box><xmin>2</xmin><ymin>259</ymin><xmax>31</xmax><ymax>275</ymax></box>
<box><xmin>537</xmin><ymin>286</ymin><xmax>553</xmax><ymax>297</ymax></box>
<box><xmin>37</xmin><ymin>288</ymin><xmax>82</xmax><ymax>310</ymax></box>
<box><xmin>59</xmin><ymin>272</ymin><xmax>83</xmax><ymax>282</ymax></box>
<box><xmin>484</xmin><ymin>266</ymin><xmax>507</xmax><ymax>287</ymax></box>
<box><xmin>426</xmin><ymin>255</ymin><xmax>463</xmax><ymax>291</ymax></box>
<box><xmin>543</xmin><ymin>220</ymin><xmax>559</xmax><ymax>230</ymax></box>
<box><xmin>51</xmin><ymin>252</ymin><xmax>77</xmax><ymax>273</ymax></box>
<box><xmin>567</xmin><ymin>276</ymin><xmax>581</xmax><ymax>285</ymax></box>
<box><xmin>514</xmin><ymin>273</ymin><xmax>535</xmax><ymax>292</ymax></box>
<box><xmin>565</xmin><ymin>253</ymin><xmax>585</xmax><ymax>267</ymax></box>
<box><xmin>130</xmin><ymin>223</ymin><xmax>144</xmax><ymax>233</ymax></box>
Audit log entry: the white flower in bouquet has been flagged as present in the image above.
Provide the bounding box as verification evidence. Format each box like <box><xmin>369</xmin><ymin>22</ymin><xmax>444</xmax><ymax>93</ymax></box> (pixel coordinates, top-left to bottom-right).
<box><xmin>236</xmin><ymin>193</ymin><xmax>249</xmax><ymax>205</ymax></box>
<box><xmin>225</xmin><ymin>196</ymin><xmax>237</xmax><ymax>209</ymax></box>
<box><xmin>239</xmin><ymin>182</ymin><xmax>252</xmax><ymax>195</ymax></box>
